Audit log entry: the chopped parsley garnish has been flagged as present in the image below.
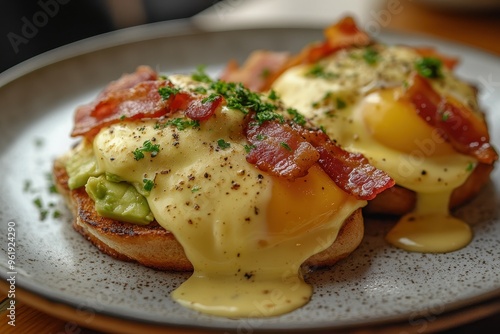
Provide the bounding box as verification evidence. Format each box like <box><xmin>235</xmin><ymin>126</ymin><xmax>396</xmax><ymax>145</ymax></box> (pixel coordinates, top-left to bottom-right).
<box><xmin>175</xmin><ymin>69</ymin><xmax>285</xmax><ymax>126</ymax></box>
<box><xmin>336</xmin><ymin>98</ymin><xmax>347</xmax><ymax>110</ymax></box>
<box><xmin>49</xmin><ymin>184</ymin><xmax>58</xmax><ymax>194</ymax></box>
<box><xmin>280</xmin><ymin>142</ymin><xmax>292</xmax><ymax>151</ymax></box>
<box><xmin>363</xmin><ymin>47</ymin><xmax>379</xmax><ymax>65</ymax></box>
<box><xmin>244</xmin><ymin>144</ymin><xmax>256</xmax><ymax>153</ymax></box>
<box><xmin>155</xmin><ymin>118</ymin><xmax>200</xmax><ymax>131</ymax></box>
<box><xmin>33</xmin><ymin>197</ymin><xmax>43</xmax><ymax>209</ymax></box>
<box><xmin>133</xmin><ymin>150</ymin><xmax>144</xmax><ymax>160</ymax></box>
<box><xmin>305</xmin><ymin>64</ymin><xmax>338</xmax><ymax>80</ymax></box>
<box><xmin>191</xmin><ymin>185</ymin><xmax>201</xmax><ymax>193</ymax></box>
<box><xmin>466</xmin><ymin>162</ymin><xmax>475</xmax><ymax>172</ymax></box>
<box><xmin>415</xmin><ymin>57</ymin><xmax>443</xmax><ymax>79</ymax></box>
<box><xmin>133</xmin><ymin>140</ymin><xmax>160</xmax><ymax>160</ymax></box>
<box><xmin>312</xmin><ymin>92</ymin><xmax>347</xmax><ymax>111</ymax></box>
<box><xmin>23</xmin><ymin>180</ymin><xmax>32</xmax><ymax>192</ymax></box>
<box><xmin>33</xmin><ymin>197</ymin><xmax>48</xmax><ymax>221</ymax></box>
<box><xmin>441</xmin><ymin>111</ymin><xmax>450</xmax><ymax>121</ymax></box>
<box><xmin>191</xmin><ymin>65</ymin><xmax>212</xmax><ymax>83</ymax></box>
<box><xmin>158</xmin><ymin>86</ymin><xmax>180</xmax><ymax>100</ymax></box>
<box><xmin>287</xmin><ymin>108</ymin><xmax>306</xmax><ymax>126</ymax></box>
<box><xmin>35</xmin><ymin>138</ymin><xmax>44</xmax><ymax>148</ymax></box>
<box><xmin>193</xmin><ymin>86</ymin><xmax>207</xmax><ymax>94</ymax></box>
<box><xmin>217</xmin><ymin>139</ymin><xmax>231</xmax><ymax>150</ymax></box>
<box><xmin>255</xmin><ymin>109</ymin><xmax>284</xmax><ymax>124</ymax></box>
<box><xmin>143</xmin><ymin>178</ymin><xmax>154</xmax><ymax>191</ymax></box>
<box><xmin>268</xmin><ymin>90</ymin><xmax>279</xmax><ymax>101</ymax></box>
<box><xmin>261</xmin><ymin>68</ymin><xmax>271</xmax><ymax>78</ymax></box>
<box><xmin>120</xmin><ymin>115</ymin><xmax>126</xmax><ymax>121</ymax></box>
<box><xmin>201</xmin><ymin>93</ymin><xmax>220</xmax><ymax>104</ymax></box>
<box><xmin>210</xmin><ymin>81</ymin><xmax>284</xmax><ymax>124</ymax></box>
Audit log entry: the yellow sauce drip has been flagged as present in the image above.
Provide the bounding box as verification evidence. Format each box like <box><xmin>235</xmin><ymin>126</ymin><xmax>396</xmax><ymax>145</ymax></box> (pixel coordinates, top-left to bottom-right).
<box><xmin>171</xmin><ymin>268</ymin><xmax>312</xmax><ymax>318</ymax></box>
<box><xmin>171</xmin><ymin>165</ymin><xmax>363</xmax><ymax>318</ymax></box>
<box><xmin>272</xmin><ymin>48</ymin><xmax>478</xmax><ymax>254</ymax></box>
<box><xmin>90</xmin><ymin>75</ymin><xmax>365</xmax><ymax>318</ymax></box>
<box><xmin>386</xmin><ymin>191</ymin><xmax>472</xmax><ymax>253</ymax></box>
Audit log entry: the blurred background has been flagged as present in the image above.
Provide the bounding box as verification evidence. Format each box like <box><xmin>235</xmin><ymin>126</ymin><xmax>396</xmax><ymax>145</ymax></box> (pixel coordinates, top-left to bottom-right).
<box><xmin>1</xmin><ymin>0</ymin><xmax>500</xmax><ymax>74</ymax></box>
<box><xmin>0</xmin><ymin>0</ymin><xmax>216</xmax><ymax>73</ymax></box>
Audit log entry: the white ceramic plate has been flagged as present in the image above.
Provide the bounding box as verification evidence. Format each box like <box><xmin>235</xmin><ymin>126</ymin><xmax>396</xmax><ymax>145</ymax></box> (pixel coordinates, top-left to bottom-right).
<box><xmin>1</xmin><ymin>21</ymin><xmax>499</xmax><ymax>333</ymax></box>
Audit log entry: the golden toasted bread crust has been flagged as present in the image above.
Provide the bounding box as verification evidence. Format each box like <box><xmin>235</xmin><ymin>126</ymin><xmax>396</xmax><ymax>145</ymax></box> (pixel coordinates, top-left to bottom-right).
<box><xmin>364</xmin><ymin>163</ymin><xmax>493</xmax><ymax>216</ymax></box>
<box><xmin>53</xmin><ymin>158</ymin><xmax>364</xmax><ymax>271</ymax></box>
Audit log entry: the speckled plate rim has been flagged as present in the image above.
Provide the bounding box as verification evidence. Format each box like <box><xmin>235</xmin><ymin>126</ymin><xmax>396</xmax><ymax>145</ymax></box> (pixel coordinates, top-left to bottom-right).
<box><xmin>0</xmin><ymin>18</ymin><xmax>499</xmax><ymax>333</ymax></box>
<box><xmin>1</xmin><ymin>281</ymin><xmax>500</xmax><ymax>334</ymax></box>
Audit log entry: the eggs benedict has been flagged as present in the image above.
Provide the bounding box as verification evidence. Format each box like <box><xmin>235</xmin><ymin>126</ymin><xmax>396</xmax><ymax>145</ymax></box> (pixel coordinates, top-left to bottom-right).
<box><xmin>54</xmin><ymin>65</ymin><xmax>393</xmax><ymax>317</ymax></box>
<box><xmin>221</xmin><ymin>17</ymin><xmax>498</xmax><ymax>253</ymax></box>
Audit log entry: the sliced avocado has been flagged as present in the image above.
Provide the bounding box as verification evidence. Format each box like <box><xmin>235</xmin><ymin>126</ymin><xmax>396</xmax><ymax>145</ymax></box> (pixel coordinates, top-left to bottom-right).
<box><xmin>105</xmin><ymin>172</ymin><xmax>125</xmax><ymax>183</ymax></box>
<box><xmin>85</xmin><ymin>175</ymin><xmax>154</xmax><ymax>225</ymax></box>
<box><xmin>66</xmin><ymin>143</ymin><xmax>102</xmax><ymax>189</ymax></box>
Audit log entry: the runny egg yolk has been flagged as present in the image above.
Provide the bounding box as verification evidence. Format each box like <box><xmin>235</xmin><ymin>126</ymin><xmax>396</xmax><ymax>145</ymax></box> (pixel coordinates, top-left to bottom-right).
<box><xmin>92</xmin><ymin>99</ymin><xmax>364</xmax><ymax>317</ymax></box>
<box><xmin>172</xmin><ymin>165</ymin><xmax>363</xmax><ymax>318</ymax></box>
<box><xmin>360</xmin><ymin>89</ymin><xmax>473</xmax><ymax>253</ymax></box>
<box><xmin>360</xmin><ymin>89</ymin><xmax>456</xmax><ymax>156</ymax></box>
<box><xmin>271</xmin><ymin>51</ymin><xmax>477</xmax><ymax>253</ymax></box>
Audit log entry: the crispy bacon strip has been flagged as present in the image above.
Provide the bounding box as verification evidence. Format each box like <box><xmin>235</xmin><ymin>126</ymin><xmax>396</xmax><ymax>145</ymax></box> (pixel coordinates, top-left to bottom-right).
<box><xmin>72</xmin><ymin>80</ymin><xmax>170</xmax><ymax>138</ymax></box>
<box><xmin>221</xmin><ymin>17</ymin><xmax>370</xmax><ymax>92</ymax></box>
<box><xmin>260</xmin><ymin>16</ymin><xmax>371</xmax><ymax>91</ymax></box>
<box><xmin>302</xmin><ymin>128</ymin><xmax>395</xmax><ymax>200</ymax></box>
<box><xmin>220</xmin><ymin>51</ymin><xmax>290</xmax><ymax>92</ymax></box>
<box><xmin>244</xmin><ymin>113</ymin><xmax>394</xmax><ymax>200</ymax></box>
<box><xmin>96</xmin><ymin>65</ymin><xmax>158</xmax><ymax>99</ymax></box>
<box><xmin>403</xmin><ymin>74</ymin><xmax>498</xmax><ymax>164</ymax></box>
<box><xmin>244</xmin><ymin>114</ymin><xmax>320</xmax><ymax>180</ymax></box>
<box><xmin>71</xmin><ymin>66</ymin><xmax>393</xmax><ymax>200</ymax></box>
<box><xmin>71</xmin><ymin>66</ymin><xmax>221</xmax><ymax>138</ymax></box>
<box><xmin>185</xmin><ymin>95</ymin><xmax>224</xmax><ymax>121</ymax></box>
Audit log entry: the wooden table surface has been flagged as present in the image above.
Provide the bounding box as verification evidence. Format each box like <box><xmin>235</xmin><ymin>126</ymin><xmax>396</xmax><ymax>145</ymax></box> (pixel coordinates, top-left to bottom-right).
<box><xmin>1</xmin><ymin>1</ymin><xmax>500</xmax><ymax>333</ymax></box>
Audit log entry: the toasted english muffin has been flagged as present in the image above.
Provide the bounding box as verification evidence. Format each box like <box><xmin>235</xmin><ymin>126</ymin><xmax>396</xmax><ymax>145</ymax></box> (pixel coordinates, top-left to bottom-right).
<box><xmin>53</xmin><ymin>156</ymin><xmax>364</xmax><ymax>271</ymax></box>
<box><xmin>364</xmin><ymin>162</ymin><xmax>494</xmax><ymax>216</ymax></box>
<box><xmin>53</xmin><ymin>64</ymin><xmax>396</xmax><ymax>317</ymax></box>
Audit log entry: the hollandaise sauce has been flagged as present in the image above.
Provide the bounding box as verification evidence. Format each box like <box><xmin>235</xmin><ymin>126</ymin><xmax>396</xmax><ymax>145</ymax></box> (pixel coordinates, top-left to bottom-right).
<box><xmin>272</xmin><ymin>45</ymin><xmax>478</xmax><ymax>253</ymax></box>
<box><xmin>92</xmin><ymin>85</ymin><xmax>364</xmax><ymax>317</ymax></box>
<box><xmin>385</xmin><ymin>191</ymin><xmax>472</xmax><ymax>253</ymax></box>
